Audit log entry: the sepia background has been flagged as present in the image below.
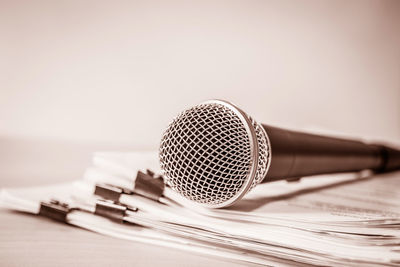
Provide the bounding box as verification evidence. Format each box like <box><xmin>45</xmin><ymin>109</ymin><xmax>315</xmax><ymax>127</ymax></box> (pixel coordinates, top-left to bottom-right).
<box><xmin>0</xmin><ymin>1</ymin><xmax>400</xmax><ymax>266</ymax></box>
<box><xmin>0</xmin><ymin>0</ymin><xmax>400</xmax><ymax>149</ymax></box>
<box><xmin>1</xmin><ymin>0</ymin><xmax>399</xmax><ymax>149</ymax></box>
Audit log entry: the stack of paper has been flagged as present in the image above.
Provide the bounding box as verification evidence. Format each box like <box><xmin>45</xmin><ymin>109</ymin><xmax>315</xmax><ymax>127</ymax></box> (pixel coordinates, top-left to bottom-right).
<box><xmin>1</xmin><ymin>151</ymin><xmax>400</xmax><ymax>266</ymax></box>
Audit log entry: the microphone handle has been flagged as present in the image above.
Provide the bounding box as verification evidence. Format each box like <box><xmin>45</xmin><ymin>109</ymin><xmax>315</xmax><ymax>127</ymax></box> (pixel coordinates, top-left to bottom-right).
<box><xmin>262</xmin><ymin>125</ymin><xmax>400</xmax><ymax>182</ymax></box>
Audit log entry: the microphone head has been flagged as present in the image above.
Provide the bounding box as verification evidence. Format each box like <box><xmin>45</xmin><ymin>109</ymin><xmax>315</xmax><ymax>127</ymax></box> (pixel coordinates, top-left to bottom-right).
<box><xmin>159</xmin><ymin>100</ymin><xmax>271</xmax><ymax>208</ymax></box>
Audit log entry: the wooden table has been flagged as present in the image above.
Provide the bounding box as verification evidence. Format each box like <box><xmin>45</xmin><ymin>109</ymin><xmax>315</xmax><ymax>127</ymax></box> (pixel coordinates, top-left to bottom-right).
<box><xmin>0</xmin><ymin>137</ymin><xmax>244</xmax><ymax>267</ymax></box>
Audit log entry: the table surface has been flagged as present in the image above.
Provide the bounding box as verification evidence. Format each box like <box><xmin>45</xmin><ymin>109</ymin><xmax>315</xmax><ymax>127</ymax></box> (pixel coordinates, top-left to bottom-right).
<box><xmin>0</xmin><ymin>137</ymin><xmax>246</xmax><ymax>267</ymax></box>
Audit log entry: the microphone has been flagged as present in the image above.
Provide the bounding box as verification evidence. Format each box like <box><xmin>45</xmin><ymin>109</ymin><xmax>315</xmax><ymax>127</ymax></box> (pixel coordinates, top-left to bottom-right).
<box><xmin>159</xmin><ymin>100</ymin><xmax>400</xmax><ymax>208</ymax></box>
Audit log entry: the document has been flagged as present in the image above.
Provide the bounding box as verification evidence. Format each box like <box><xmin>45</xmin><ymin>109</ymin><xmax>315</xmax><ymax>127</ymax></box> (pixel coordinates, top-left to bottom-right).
<box><xmin>1</xmin><ymin>151</ymin><xmax>400</xmax><ymax>266</ymax></box>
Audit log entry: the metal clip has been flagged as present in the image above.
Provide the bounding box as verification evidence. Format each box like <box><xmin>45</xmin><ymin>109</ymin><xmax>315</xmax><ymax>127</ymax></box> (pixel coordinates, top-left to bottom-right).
<box><xmin>94</xmin><ymin>169</ymin><xmax>164</xmax><ymax>204</ymax></box>
<box><xmin>134</xmin><ymin>170</ymin><xmax>165</xmax><ymax>201</ymax></box>
<box><xmin>94</xmin><ymin>184</ymin><xmax>124</xmax><ymax>202</ymax></box>
<box><xmin>39</xmin><ymin>199</ymin><xmax>70</xmax><ymax>223</ymax></box>
<box><xmin>94</xmin><ymin>200</ymin><xmax>137</xmax><ymax>223</ymax></box>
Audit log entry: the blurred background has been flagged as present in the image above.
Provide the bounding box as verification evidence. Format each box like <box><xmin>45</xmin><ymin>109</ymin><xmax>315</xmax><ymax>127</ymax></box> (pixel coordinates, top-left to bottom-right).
<box><xmin>1</xmin><ymin>0</ymin><xmax>399</xmax><ymax>184</ymax></box>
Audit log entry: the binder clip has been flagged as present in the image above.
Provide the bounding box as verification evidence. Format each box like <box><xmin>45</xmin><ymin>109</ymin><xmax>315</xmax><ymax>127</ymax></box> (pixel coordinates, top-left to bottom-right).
<box><xmin>134</xmin><ymin>169</ymin><xmax>165</xmax><ymax>201</ymax></box>
<box><xmin>94</xmin><ymin>184</ymin><xmax>128</xmax><ymax>202</ymax></box>
<box><xmin>94</xmin><ymin>200</ymin><xmax>137</xmax><ymax>223</ymax></box>
<box><xmin>94</xmin><ymin>169</ymin><xmax>165</xmax><ymax>203</ymax></box>
<box><xmin>39</xmin><ymin>199</ymin><xmax>70</xmax><ymax>223</ymax></box>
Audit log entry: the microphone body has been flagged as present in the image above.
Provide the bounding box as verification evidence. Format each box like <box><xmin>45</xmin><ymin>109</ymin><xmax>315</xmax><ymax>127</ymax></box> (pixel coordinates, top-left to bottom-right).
<box><xmin>159</xmin><ymin>100</ymin><xmax>400</xmax><ymax>208</ymax></box>
<box><xmin>262</xmin><ymin>125</ymin><xmax>399</xmax><ymax>182</ymax></box>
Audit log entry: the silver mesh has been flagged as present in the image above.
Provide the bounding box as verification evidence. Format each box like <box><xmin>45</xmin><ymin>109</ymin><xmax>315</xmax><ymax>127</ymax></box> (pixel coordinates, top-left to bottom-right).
<box><xmin>159</xmin><ymin>100</ymin><xmax>271</xmax><ymax>208</ymax></box>
<box><xmin>250</xmin><ymin>118</ymin><xmax>270</xmax><ymax>190</ymax></box>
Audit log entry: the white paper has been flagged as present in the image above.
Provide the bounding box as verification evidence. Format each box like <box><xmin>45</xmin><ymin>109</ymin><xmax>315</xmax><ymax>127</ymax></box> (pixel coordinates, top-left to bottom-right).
<box><xmin>2</xmin><ymin>151</ymin><xmax>400</xmax><ymax>266</ymax></box>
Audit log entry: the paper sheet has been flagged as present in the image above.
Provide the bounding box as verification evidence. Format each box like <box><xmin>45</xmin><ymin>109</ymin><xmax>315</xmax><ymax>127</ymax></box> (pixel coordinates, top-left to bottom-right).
<box><xmin>2</xmin><ymin>151</ymin><xmax>400</xmax><ymax>266</ymax></box>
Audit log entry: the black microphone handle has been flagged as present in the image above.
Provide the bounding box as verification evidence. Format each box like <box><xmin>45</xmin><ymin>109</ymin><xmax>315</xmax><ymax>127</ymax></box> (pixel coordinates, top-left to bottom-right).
<box><xmin>262</xmin><ymin>125</ymin><xmax>400</xmax><ymax>182</ymax></box>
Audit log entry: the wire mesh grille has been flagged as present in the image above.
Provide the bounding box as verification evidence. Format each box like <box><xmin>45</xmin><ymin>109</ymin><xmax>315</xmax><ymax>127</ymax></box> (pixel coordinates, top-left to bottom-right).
<box><xmin>159</xmin><ymin>101</ymin><xmax>270</xmax><ymax>207</ymax></box>
<box><xmin>250</xmin><ymin>118</ymin><xmax>270</xmax><ymax>190</ymax></box>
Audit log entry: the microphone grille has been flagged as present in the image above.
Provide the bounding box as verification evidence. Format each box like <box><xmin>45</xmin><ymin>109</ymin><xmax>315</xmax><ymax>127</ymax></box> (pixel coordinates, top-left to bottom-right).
<box><xmin>159</xmin><ymin>100</ymin><xmax>270</xmax><ymax>208</ymax></box>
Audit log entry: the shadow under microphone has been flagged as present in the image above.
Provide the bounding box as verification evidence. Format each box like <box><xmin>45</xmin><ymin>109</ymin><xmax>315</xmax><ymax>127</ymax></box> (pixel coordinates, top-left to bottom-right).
<box><xmin>159</xmin><ymin>100</ymin><xmax>400</xmax><ymax>208</ymax></box>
